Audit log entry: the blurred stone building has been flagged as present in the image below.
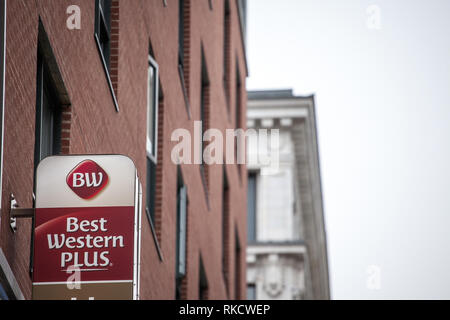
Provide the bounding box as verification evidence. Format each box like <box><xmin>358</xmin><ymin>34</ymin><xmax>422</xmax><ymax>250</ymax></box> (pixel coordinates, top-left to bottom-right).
<box><xmin>246</xmin><ymin>89</ymin><xmax>329</xmax><ymax>300</ymax></box>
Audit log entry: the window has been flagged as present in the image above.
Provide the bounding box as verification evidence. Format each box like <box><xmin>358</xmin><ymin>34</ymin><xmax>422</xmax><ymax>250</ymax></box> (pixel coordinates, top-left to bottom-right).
<box><xmin>222</xmin><ymin>167</ymin><xmax>230</xmax><ymax>294</ymax></box>
<box><xmin>145</xmin><ymin>53</ymin><xmax>159</xmax><ymax>234</ymax></box>
<box><xmin>199</xmin><ymin>49</ymin><xmax>210</xmax><ymax>206</ymax></box>
<box><xmin>247</xmin><ymin>284</ymin><xmax>256</xmax><ymax>300</ymax></box>
<box><xmin>200</xmin><ymin>51</ymin><xmax>209</xmax><ymax>168</ymax></box>
<box><xmin>0</xmin><ymin>0</ymin><xmax>5</xmax><ymax>214</ymax></box>
<box><xmin>178</xmin><ymin>0</ymin><xmax>185</xmax><ymax>69</ymax></box>
<box><xmin>178</xmin><ymin>0</ymin><xmax>191</xmax><ymax>117</ymax></box>
<box><xmin>234</xmin><ymin>230</ymin><xmax>241</xmax><ymax>300</ymax></box>
<box><xmin>176</xmin><ymin>169</ymin><xmax>188</xmax><ymax>299</ymax></box>
<box><xmin>199</xmin><ymin>257</ymin><xmax>208</xmax><ymax>300</ymax></box>
<box><xmin>94</xmin><ymin>0</ymin><xmax>119</xmax><ymax>111</ymax></box>
<box><xmin>235</xmin><ymin>64</ymin><xmax>242</xmax><ymax>129</ymax></box>
<box><xmin>34</xmin><ymin>48</ymin><xmax>62</xmax><ymax>177</ymax></box>
<box><xmin>95</xmin><ymin>0</ymin><xmax>111</xmax><ymax>71</ymax></box>
<box><xmin>223</xmin><ymin>0</ymin><xmax>231</xmax><ymax>111</ymax></box>
<box><xmin>247</xmin><ymin>172</ymin><xmax>257</xmax><ymax>243</ymax></box>
<box><xmin>235</xmin><ymin>64</ymin><xmax>243</xmax><ymax>176</ymax></box>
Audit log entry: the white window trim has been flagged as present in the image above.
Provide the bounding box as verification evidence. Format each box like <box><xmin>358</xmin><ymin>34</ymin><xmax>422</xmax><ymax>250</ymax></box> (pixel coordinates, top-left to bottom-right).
<box><xmin>147</xmin><ymin>54</ymin><xmax>159</xmax><ymax>164</ymax></box>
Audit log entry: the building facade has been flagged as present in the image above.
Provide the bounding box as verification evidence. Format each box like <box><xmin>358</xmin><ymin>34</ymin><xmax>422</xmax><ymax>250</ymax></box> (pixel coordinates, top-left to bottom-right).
<box><xmin>0</xmin><ymin>0</ymin><xmax>247</xmax><ymax>300</ymax></box>
<box><xmin>246</xmin><ymin>90</ymin><xmax>329</xmax><ymax>300</ymax></box>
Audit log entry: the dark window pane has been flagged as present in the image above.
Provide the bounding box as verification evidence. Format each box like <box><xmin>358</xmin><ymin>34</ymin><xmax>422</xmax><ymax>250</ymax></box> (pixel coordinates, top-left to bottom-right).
<box><xmin>146</xmin><ymin>157</ymin><xmax>156</xmax><ymax>223</ymax></box>
<box><xmin>200</xmin><ymin>53</ymin><xmax>209</xmax><ymax>165</ymax></box>
<box><xmin>95</xmin><ymin>0</ymin><xmax>111</xmax><ymax>70</ymax></box>
<box><xmin>178</xmin><ymin>0</ymin><xmax>185</xmax><ymax>66</ymax></box>
<box><xmin>247</xmin><ymin>284</ymin><xmax>256</xmax><ymax>300</ymax></box>
<box><xmin>176</xmin><ymin>183</ymin><xmax>187</xmax><ymax>278</ymax></box>
<box><xmin>222</xmin><ymin>169</ymin><xmax>230</xmax><ymax>296</ymax></box>
<box><xmin>247</xmin><ymin>172</ymin><xmax>257</xmax><ymax>242</ymax></box>
<box><xmin>199</xmin><ymin>258</ymin><xmax>208</xmax><ymax>300</ymax></box>
<box><xmin>235</xmin><ymin>67</ymin><xmax>241</xmax><ymax>129</ymax></box>
<box><xmin>222</xmin><ymin>169</ymin><xmax>229</xmax><ymax>269</ymax></box>
<box><xmin>35</xmin><ymin>55</ymin><xmax>61</xmax><ymax>170</ymax></box>
<box><xmin>234</xmin><ymin>233</ymin><xmax>241</xmax><ymax>299</ymax></box>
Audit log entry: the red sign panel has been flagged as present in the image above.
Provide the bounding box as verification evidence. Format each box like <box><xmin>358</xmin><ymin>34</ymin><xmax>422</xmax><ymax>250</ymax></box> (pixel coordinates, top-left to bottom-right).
<box><xmin>33</xmin><ymin>206</ymin><xmax>135</xmax><ymax>283</ymax></box>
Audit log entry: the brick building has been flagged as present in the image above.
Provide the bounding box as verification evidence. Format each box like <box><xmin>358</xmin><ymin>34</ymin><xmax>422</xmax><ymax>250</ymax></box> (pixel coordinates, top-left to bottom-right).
<box><xmin>0</xmin><ymin>0</ymin><xmax>248</xmax><ymax>300</ymax></box>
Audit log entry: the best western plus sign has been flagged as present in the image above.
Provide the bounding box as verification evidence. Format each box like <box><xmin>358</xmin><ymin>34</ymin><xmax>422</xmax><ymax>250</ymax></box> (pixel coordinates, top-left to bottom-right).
<box><xmin>32</xmin><ymin>155</ymin><xmax>142</xmax><ymax>300</ymax></box>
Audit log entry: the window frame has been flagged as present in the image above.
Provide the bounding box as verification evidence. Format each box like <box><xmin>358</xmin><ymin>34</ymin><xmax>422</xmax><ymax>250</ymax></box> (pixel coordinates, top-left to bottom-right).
<box><xmin>200</xmin><ymin>54</ymin><xmax>209</xmax><ymax>166</ymax></box>
<box><xmin>178</xmin><ymin>0</ymin><xmax>185</xmax><ymax>69</ymax></box>
<box><xmin>199</xmin><ymin>256</ymin><xmax>208</xmax><ymax>300</ymax></box>
<box><xmin>247</xmin><ymin>171</ymin><xmax>258</xmax><ymax>243</ymax></box>
<box><xmin>199</xmin><ymin>48</ymin><xmax>211</xmax><ymax>208</ymax></box>
<box><xmin>94</xmin><ymin>0</ymin><xmax>119</xmax><ymax>112</ymax></box>
<box><xmin>147</xmin><ymin>54</ymin><xmax>159</xmax><ymax>163</ymax></box>
<box><xmin>222</xmin><ymin>167</ymin><xmax>230</xmax><ymax>295</ymax></box>
<box><xmin>223</xmin><ymin>0</ymin><xmax>231</xmax><ymax>114</ymax></box>
<box><xmin>34</xmin><ymin>47</ymin><xmax>62</xmax><ymax>176</ymax></box>
<box><xmin>175</xmin><ymin>168</ymin><xmax>188</xmax><ymax>299</ymax></box>
<box><xmin>176</xmin><ymin>173</ymin><xmax>188</xmax><ymax>280</ymax></box>
<box><xmin>145</xmin><ymin>53</ymin><xmax>163</xmax><ymax>261</ymax></box>
<box><xmin>234</xmin><ymin>228</ymin><xmax>241</xmax><ymax>300</ymax></box>
<box><xmin>95</xmin><ymin>0</ymin><xmax>111</xmax><ymax>70</ymax></box>
<box><xmin>247</xmin><ymin>283</ymin><xmax>256</xmax><ymax>300</ymax></box>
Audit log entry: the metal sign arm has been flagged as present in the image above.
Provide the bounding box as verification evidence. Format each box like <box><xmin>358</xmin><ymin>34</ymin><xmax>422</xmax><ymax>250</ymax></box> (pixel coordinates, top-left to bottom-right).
<box><xmin>9</xmin><ymin>194</ymin><xmax>34</xmax><ymax>232</ymax></box>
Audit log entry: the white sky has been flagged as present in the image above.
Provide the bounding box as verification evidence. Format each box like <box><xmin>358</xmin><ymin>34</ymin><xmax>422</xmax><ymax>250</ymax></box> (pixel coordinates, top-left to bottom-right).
<box><xmin>247</xmin><ymin>0</ymin><xmax>450</xmax><ymax>299</ymax></box>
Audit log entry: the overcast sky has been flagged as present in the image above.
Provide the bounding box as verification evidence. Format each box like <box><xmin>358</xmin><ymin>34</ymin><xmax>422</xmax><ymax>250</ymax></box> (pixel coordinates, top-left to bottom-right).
<box><xmin>247</xmin><ymin>0</ymin><xmax>450</xmax><ymax>299</ymax></box>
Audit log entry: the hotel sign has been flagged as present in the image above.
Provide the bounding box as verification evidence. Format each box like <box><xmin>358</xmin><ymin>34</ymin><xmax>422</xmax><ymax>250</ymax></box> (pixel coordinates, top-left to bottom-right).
<box><xmin>32</xmin><ymin>155</ymin><xmax>142</xmax><ymax>300</ymax></box>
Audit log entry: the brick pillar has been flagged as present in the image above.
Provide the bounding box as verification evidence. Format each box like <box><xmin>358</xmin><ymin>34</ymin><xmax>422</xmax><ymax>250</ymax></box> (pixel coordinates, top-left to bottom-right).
<box><xmin>61</xmin><ymin>107</ymin><xmax>72</xmax><ymax>154</ymax></box>
<box><xmin>182</xmin><ymin>0</ymin><xmax>191</xmax><ymax>99</ymax></box>
<box><xmin>154</xmin><ymin>99</ymin><xmax>164</xmax><ymax>243</ymax></box>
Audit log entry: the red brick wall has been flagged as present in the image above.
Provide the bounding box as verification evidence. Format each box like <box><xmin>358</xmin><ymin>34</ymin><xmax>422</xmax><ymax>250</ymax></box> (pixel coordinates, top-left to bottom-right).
<box><xmin>0</xmin><ymin>0</ymin><xmax>247</xmax><ymax>300</ymax></box>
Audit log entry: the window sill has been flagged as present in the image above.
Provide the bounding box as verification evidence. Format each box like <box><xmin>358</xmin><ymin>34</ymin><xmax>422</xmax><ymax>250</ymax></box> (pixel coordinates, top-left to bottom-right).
<box><xmin>94</xmin><ymin>33</ymin><xmax>119</xmax><ymax>113</ymax></box>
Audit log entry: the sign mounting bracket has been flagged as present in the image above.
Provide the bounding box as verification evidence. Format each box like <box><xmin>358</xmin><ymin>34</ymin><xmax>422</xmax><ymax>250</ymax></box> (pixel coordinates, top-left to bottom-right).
<box><xmin>9</xmin><ymin>194</ymin><xmax>34</xmax><ymax>233</ymax></box>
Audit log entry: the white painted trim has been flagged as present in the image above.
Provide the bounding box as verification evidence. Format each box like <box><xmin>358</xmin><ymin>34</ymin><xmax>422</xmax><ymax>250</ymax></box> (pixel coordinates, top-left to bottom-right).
<box><xmin>137</xmin><ymin>182</ymin><xmax>142</xmax><ymax>300</ymax></box>
<box><xmin>132</xmin><ymin>174</ymin><xmax>139</xmax><ymax>300</ymax></box>
<box><xmin>247</xmin><ymin>244</ymin><xmax>307</xmax><ymax>256</ymax></box>
<box><xmin>247</xmin><ymin>108</ymin><xmax>308</xmax><ymax>120</ymax></box>
<box><xmin>248</xmin><ymin>97</ymin><xmax>313</xmax><ymax>109</ymax></box>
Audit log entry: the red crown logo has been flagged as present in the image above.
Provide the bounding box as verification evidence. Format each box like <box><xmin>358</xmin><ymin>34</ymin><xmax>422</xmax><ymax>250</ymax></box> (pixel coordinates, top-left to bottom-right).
<box><xmin>66</xmin><ymin>160</ymin><xmax>109</xmax><ymax>200</ymax></box>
